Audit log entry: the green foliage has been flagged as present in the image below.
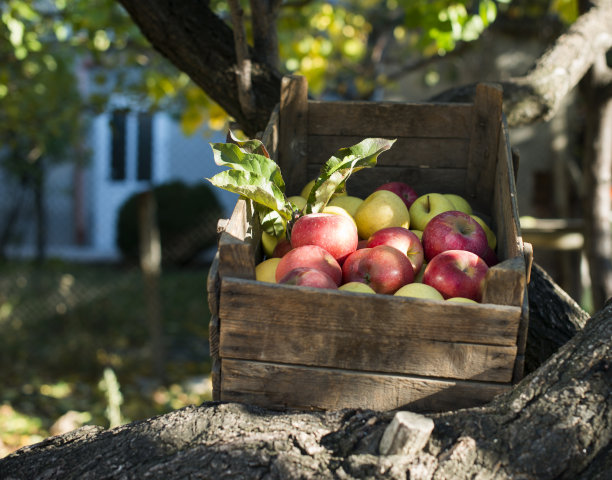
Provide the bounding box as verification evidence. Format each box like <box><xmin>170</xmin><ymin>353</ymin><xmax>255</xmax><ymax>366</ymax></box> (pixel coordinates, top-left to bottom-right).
<box><xmin>0</xmin><ymin>260</ymin><xmax>212</xmax><ymax>455</ymax></box>
<box><xmin>207</xmin><ymin>134</ymin><xmax>395</xmax><ymax>235</ymax></box>
<box><xmin>116</xmin><ymin>181</ymin><xmax>224</xmax><ymax>265</ymax></box>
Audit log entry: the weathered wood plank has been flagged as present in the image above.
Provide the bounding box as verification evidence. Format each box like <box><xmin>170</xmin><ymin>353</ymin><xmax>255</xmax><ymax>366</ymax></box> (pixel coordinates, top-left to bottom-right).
<box><xmin>219</xmin><ymin>278</ymin><xmax>521</xmax><ymax>346</ymax></box>
<box><xmin>492</xmin><ymin>117</ymin><xmax>523</xmax><ymax>262</ymax></box>
<box><xmin>220</xmin><ymin>311</ymin><xmax>517</xmax><ymax>382</ymax></box>
<box><xmin>278</xmin><ymin>75</ymin><xmax>309</xmax><ymax>196</ymax></box>
<box><xmin>307</xmin><ymin>101</ymin><xmax>473</xmax><ymax>139</ymax></box>
<box><xmin>217</xmin><ymin>199</ymin><xmax>258</xmax><ymax>280</ymax></box>
<box><xmin>220</xmin><ymin>359</ymin><xmax>510</xmax><ymax>412</ymax></box>
<box><xmin>466</xmin><ymin>83</ymin><xmax>503</xmax><ymax>209</ymax></box>
<box><xmin>482</xmin><ymin>256</ymin><xmax>527</xmax><ymax>307</ymax></box>
<box><xmin>306</xmin><ymin>135</ymin><xmax>470</xmax><ymax>170</ymax></box>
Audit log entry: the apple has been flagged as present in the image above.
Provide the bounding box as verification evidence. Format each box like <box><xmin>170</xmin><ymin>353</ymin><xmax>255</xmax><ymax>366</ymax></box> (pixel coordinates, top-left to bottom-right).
<box><xmin>366</xmin><ymin>226</ymin><xmax>424</xmax><ymax>275</ymax></box>
<box><xmin>353</xmin><ymin>190</ymin><xmax>410</xmax><ymax>240</ymax></box>
<box><xmin>272</xmin><ymin>238</ymin><xmax>292</xmax><ymax>258</ymax></box>
<box><xmin>394</xmin><ymin>283</ymin><xmax>444</xmax><ymax>300</ymax></box>
<box><xmin>290</xmin><ymin>213</ymin><xmax>358</xmax><ymax>264</ymax></box>
<box><xmin>276</xmin><ymin>245</ymin><xmax>343</xmax><ymax>285</ymax></box>
<box><xmin>444</xmin><ymin>193</ymin><xmax>473</xmax><ymax>214</ymax></box>
<box><xmin>423</xmin><ymin>249</ymin><xmax>489</xmax><ymax>302</ymax></box>
<box><xmin>446</xmin><ymin>297</ymin><xmax>478</xmax><ymax>304</ymax></box>
<box><xmin>481</xmin><ymin>245</ymin><xmax>499</xmax><ymax>267</ymax></box>
<box><xmin>255</xmin><ymin>257</ymin><xmax>281</xmax><ymax>283</ymax></box>
<box><xmin>421</xmin><ymin>210</ymin><xmax>489</xmax><ymax>261</ymax></box>
<box><xmin>328</xmin><ymin>195</ymin><xmax>364</xmax><ymax>217</ymax></box>
<box><xmin>375</xmin><ymin>181</ymin><xmax>418</xmax><ymax>209</ymax></box>
<box><xmin>470</xmin><ymin>214</ymin><xmax>497</xmax><ymax>250</ymax></box>
<box><xmin>408</xmin><ymin>193</ymin><xmax>454</xmax><ymax>231</ymax></box>
<box><xmin>338</xmin><ymin>282</ymin><xmax>376</xmax><ymax>294</ymax></box>
<box><xmin>342</xmin><ymin>245</ymin><xmax>414</xmax><ymax>295</ymax></box>
<box><xmin>278</xmin><ymin>267</ymin><xmax>338</xmax><ymax>290</ymax></box>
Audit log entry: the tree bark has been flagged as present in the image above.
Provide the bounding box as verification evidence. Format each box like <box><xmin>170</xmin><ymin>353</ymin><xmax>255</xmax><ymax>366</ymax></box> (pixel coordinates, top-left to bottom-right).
<box><xmin>580</xmin><ymin>51</ymin><xmax>612</xmax><ymax>310</ymax></box>
<box><xmin>117</xmin><ymin>0</ymin><xmax>282</xmax><ymax>137</ymax></box>
<box><xmin>2</xmin><ymin>265</ymin><xmax>609</xmax><ymax>479</ymax></box>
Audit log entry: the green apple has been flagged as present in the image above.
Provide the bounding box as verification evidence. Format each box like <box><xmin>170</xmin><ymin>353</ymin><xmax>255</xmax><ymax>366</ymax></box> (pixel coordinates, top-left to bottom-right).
<box><xmin>339</xmin><ymin>282</ymin><xmax>376</xmax><ymax>294</ymax></box>
<box><xmin>255</xmin><ymin>257</ymin><xmax>281</xmax><ymax>283</ymax></box>
<box><xmin>288</xmin><ymin>195</ymin><xmax>307</xmax><ymax>212</ymax></box>
<box><xmin>446</xmin><ymin>297</ymin><xmax>478</xmax><ymax>304</ymax></box>
<box><xmin>394</xmin><ymin>282</ymin><xmax>444</xmax><ymax>300</ymax></box>
<box><xmin>408</xmin><ymin>193</ymin><xmax>454</xmax><ymax>231</ymax></box>
<box><xmin>328</xmin><ymin>195</ymin><xmax>364</xmax><ymax>217</ymax></box>
<box><xmin>410</xmin><ymin>229</ymin><xmax>423</xmax><ymax>241</ymax></box>
<box><xmin>470</xmin><ymin>215</ymin><xmax>497</xmax><ymax>250</ymax></box>
<box><xmin>444</xmin><ymin>193</ymin><xmax>472</xmax><ymax>215</ymax></box>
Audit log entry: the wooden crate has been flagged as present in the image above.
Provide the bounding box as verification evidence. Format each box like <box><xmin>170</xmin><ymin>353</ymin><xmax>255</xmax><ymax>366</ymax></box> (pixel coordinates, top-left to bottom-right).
<box><xmin>207</xmin><ymin>75</ymin><xmax>532</xmax><ymax>413</ymax></box>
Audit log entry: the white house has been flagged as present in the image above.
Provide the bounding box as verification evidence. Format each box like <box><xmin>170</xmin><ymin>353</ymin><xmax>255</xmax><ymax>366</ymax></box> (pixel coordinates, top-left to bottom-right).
<box><xmin>1</xmin><ymin>108</ymin><xmax>238</xmax><ymax>261</ymax></box>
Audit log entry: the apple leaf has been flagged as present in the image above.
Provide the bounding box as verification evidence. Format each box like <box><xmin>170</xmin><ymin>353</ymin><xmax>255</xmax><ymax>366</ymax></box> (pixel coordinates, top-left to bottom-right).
<box><xmin>226</xmin><ymin>130</ymin><xmax>271</xmax><ymax>158</ymax></box>
<box><xmin>306</xmin><ymin>137</ymin><xmax>396</xmax><ymax>213</ymax></box>
<box><xmin>211</xmin><ymin>142</ymin><xmax>285</xmax><ymax>193</ymax></box>
<box><xmin>207</xmin><ymin>169</ymin><xmax>293</xmax><ymax>223</ymax></box>
<box><xmin>256</xmin><ymin>205</ymin><xmax>287</xmax><ymax>237</ymax></box>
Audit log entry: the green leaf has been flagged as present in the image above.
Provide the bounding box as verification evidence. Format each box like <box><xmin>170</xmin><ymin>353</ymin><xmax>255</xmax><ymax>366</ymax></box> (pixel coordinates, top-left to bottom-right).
<box><xmin>226</xmin><ymin>130</ymin><xmax>271</xmax><ymax>158</ymax></box>
<box><xmin>207</xmin><ymin>169</ymin><xmax>293</xmax><ymax>221</ymax></box>
<box><xmin>255</xmin><ymin>205</ymin><xmax>287</xmax><ymax>237</ymax></box>
<box><xmin>306</xmin><ymin>137</ymin><xmax>396</xmax><ymax>213</ymax></box>
<box><xmin>211</xmin><ymin>142</ymin><xmax>285</xmax><ymax>193</ymax></box>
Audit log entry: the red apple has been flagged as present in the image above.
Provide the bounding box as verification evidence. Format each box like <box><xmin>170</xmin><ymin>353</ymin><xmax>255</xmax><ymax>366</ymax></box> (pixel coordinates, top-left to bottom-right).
<box><xmin>375</xmin><ymin>181</ymin><xmax>418</xmax><ymax>209</ymax></box>
<box><xmin>278</xmin><ymin>267</ymin><xmax>338</xmax><ymax>289</ymax></box>
<box><xmin>342</xmin><ymin>245</ymin><xmax>414</xmax><ymax>295</ymax></box>
<box><xmin>422</xmin><ymin>249</ymin><xmax>489</xmax><ymax>302</ymax></box>
<box><xmin>366</xmin><ymin>226</ymin><xmax>424</xmax><ymax>275</ymax></box>
<box><xmin>481</xmin><ymin>246</ymin><xmax>499</xmax><ymax>267</ymax></box>
<box><xmin>291</xmin><ymin>213</ymin><xmax>358</xmax><ymax>263</ymax></box>
<box><xmin>275</xmin><ymin>244</ymin><xmax>342</xmax><ymax>285</ymax></box>
<box><xmin>272</xmin><ymin>238</ymin><xmax>292</xmax><ymax>258</ymax></box>
<box><xmin>422</xmin><ymin>211</ymin><xmax>489</xmax><ymax>261</ymax></box>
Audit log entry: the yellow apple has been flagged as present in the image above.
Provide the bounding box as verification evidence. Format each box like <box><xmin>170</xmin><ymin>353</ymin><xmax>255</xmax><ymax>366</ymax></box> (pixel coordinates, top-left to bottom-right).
<box><xmin>322</xmin><ymin>205</ymin><xmax>357</xmax><ymax>227</ymax></box>
<box><xmin>444</xmin><ymin>193</ymin><xmax>473</xmax><ymax>215</ymax></box>
<box><xmin>408</xmin><ymin>193</ymin><xmax>454</xmax><ymax>231</ymax></box>
<box><xmin>446</xmin><ymin>297</ymin><xmax>478</xmax><ymax>304</ymax></box>
<box><xmin>470</xmin><ymin>215</ymin><xmax>497</xmax><ymax>250</ymax></box>
<box><xmin>338</xmin><ymin>282</ymin><xmax>376</xmax><ymax>294</ymax></box>
<box><xmin>255</xmin><ymin>257</ymin><xmax>281</xmax><ymax>283</ymax></box>
<box><xmin>328</xmin><ymin>195</ymin><xmax>364</xmax><ymax>217</ymax></box>
<box><xmin>353</xmin><ymin>190</ymin><xmax>410</xmax><ymax>240</ymax></box>
<box><xmin>394</xmin><ymin>282</ymin><xmax>444</xmax><ymax>300</ymax></box>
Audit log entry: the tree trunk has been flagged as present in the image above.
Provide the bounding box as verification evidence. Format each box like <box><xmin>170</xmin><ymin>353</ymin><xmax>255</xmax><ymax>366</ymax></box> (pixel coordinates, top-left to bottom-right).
<box><xmin>2</xmin><ymin>265</ymin><xmax>609</xmax><ymax>479</ymax></box>
<box><xmin>580</xmin><ymin>51</ymin><xmax>612</xmax><ymax>310</ymax></box>
<box><xmin>117</xmin><ymin>0</ymin><xmax>282</xmax><ymax>137</ymax></box>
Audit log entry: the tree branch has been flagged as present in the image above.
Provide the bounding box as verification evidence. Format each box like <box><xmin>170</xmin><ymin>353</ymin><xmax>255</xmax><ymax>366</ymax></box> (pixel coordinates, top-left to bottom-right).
<box><xmin>431</xmin><ymin>0</ymin><xmax>612</xmax><ymax>126</ymax></box>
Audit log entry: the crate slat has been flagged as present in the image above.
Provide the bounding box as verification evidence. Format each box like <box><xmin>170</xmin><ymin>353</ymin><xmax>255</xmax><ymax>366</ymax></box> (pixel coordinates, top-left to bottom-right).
<box><xmin>307</xmin><ymin>101</ymin><xmax>473</xmax><ymax>139</ymax></box>
<box><xmin>220</xmin><ymin>359</ymin><xmax>510</xmax><ymax>413</ymax></box>
<box><xmin>219</xmin><ymin>278</ymin><xmax>521</xmax><ymax>346</ymax></box>
<box><xmin>306</xmin><ymin>135</ymin><xmax>470</xmax><ymax>169</ymax></box>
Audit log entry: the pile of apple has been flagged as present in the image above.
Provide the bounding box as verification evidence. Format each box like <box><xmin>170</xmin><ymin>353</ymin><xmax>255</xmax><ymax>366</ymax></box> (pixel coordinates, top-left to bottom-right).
<box><xmin>256</xmin><ymin>180</ymin><xmax>498</xmax><ymax>303</ymax></box>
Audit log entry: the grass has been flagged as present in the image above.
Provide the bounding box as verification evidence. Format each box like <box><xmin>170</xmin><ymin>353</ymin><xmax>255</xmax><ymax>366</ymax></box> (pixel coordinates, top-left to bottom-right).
<box><xmin>0</xmin><ymin>259</ymin><xmax>212</xmax><ymax>457</ymax></box>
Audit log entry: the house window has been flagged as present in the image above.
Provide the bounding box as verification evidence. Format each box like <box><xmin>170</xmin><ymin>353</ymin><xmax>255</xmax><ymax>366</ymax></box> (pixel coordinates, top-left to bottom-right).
<box><xmin>137</xmin><ymin>113</ymin><xmax>153</xmax><ymax>181</ymax></box>
<box><xmin>110</xmin><ymin>110</ymin><xmax>127</xmax><ymax>181</ymax></box>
